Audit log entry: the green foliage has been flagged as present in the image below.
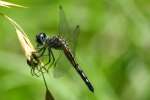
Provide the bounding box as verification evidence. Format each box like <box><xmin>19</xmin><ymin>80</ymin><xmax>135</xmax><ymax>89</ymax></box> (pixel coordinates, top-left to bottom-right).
<box><xmin>0</xmin><ymin>0</ymin><xmax>150</xmax><ymax>100</ymax></box>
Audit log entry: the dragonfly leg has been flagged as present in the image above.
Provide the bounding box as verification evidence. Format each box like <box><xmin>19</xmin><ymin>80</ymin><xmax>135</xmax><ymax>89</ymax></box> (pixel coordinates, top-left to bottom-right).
<box><xmin>53</xmin><ymin>53</ymin><xmax>61</xmax><ymax>68</ymax></box>
<box><xmin>30</xmin><ymin>68</ymin><xmax>34</xmax><ymax>76</ymax></box>
<box><xmin>47</xmin><ymin>49</ymin><xmax>55</xmax><ymax>70</ymax></box>
<box><xmin>51</xmin><ymin>49</ymin><xmax>55</xmax><ymax>65</ymax></box>
<box><xmin>37</xmin><ymin>47</ymin><xmax>44</xmax><ymax>52</ymax></box>
<box><xmin>32</xmin><ymin>46</ymin><xmax>46</xmax><ymax>58</ymax></box>
<box><xmin>43</xmin><ymin>49</ymin><xmax>52</xmax><ymax>72</ymax></box>
<box><xmin>30</xmin><ymin>66</ymin><xmax>40</xmax><ymax>77</ymax></box>
<box><xmin>33</xmin><ymin>46</ymin><xmax>44</xmax><ymax>54</ymax></box>
<box><xmin>34</xmin><ymin>70</ymin><xmax>40</xmax><ymax>77</ymax></box>
<box><xmin>32</xmin><ymin>48</ymin><xmax>46</xmax><ymax>58</ymax></box>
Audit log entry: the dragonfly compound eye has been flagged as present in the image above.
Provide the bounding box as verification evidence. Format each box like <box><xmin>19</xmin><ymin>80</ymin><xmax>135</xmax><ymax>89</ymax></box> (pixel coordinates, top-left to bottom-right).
<box><xmin>36</xmin><ymin>32</ymin><xmax>47</xmax><ymax>44</ymax></box>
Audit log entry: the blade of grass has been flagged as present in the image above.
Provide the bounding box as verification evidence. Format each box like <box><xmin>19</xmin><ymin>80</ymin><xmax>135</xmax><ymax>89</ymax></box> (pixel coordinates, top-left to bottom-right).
<box><xmin>0</xmin><ymin>0</ymin><xmax>26</xmax><ymax>8</ymax></box>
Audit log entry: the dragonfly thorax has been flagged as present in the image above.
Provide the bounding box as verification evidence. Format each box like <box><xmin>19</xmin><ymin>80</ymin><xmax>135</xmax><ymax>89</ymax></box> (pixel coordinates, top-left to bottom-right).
<box><xmin>47</xmin><ymin>36</ymin><xmax>67</xmax><ymax>50</ymax></box>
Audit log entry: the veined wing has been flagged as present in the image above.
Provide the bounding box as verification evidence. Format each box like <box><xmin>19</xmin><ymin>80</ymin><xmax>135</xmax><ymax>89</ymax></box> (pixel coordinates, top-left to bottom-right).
<box><xmin>72</xmin><ymin>25</ymin><xmax>80</xmax><ymax>56</ymax></box>
<box><xmin>58</xmin><ymin>5</ymin><xmax>71</xmax><ymax>39</ymax></box>
<box><xmin>58</xmin><ymin>5</ymin><xmax>80</xmax><ymax>55</ymax></box>
<box><xmin>53</xmin><ymin>6</ymin><xmax>80</xmax><ymax>78</ymax></box>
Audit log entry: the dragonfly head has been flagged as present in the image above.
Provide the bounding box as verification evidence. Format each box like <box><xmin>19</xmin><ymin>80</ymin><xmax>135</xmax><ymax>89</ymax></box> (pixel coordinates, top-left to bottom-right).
<box><xmin>36</xmin><ymin>33</ymin><xmax>47</xmax><ymax>45</ymax></box>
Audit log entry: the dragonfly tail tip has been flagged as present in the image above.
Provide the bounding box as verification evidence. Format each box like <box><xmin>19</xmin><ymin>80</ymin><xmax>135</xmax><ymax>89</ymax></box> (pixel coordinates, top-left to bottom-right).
<box><xmin>89</xmin><ymin>86</ymin><xmax>94</xmax><ymax>93</ymax></box>
<box><xmin>87</xmin><ymin>82</ymin><xmax>94</xmax><ymax>93</ymax></box>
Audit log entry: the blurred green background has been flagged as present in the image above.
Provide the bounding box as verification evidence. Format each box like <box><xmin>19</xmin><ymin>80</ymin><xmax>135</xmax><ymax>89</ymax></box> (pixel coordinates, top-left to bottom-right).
<box><xmin>0</xmin><ymin>0</ymin><xmax>150</xmax><ymax>100</ymax></box>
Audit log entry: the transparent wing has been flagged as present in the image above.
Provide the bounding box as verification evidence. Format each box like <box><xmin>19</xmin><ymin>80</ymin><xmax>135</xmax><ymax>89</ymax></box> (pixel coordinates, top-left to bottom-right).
<box><xmin>58</xmin><ymin>5</ymin><xmax>71</xmax><ymax>39</ymax></box>
<box><xmin>52</xmin><ymin>52</ymin><xmax>70</xmax><ymax>78</ymax></box>
<box><xmin>72</xmin><ymin>25</ymin><xmax>80</xmax><ymax>56</ymax></box>
<box><xmin>58</xmin><ymin>5</ymin><xmax>80</xmax><ymax>54</ymax></box>
<box><xmin>52</xmin><ymin>6</ymin><xmax>80</xmax><ymax>78</ymax></box>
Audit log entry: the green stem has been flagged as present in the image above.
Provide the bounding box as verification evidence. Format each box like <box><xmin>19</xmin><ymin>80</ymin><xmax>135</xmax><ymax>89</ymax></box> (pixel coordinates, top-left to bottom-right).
<box><xmin>40</xmin><ymin>69</ymin><xmax>48</xmax><ymax>90</ymax></box>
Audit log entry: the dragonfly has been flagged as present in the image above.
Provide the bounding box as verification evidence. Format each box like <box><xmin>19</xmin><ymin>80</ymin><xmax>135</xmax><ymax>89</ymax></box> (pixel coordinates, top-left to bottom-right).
<box><xmin>35</xmin><ymin>6</ymin><xmax>94</xmax><ymax>92</ymax></box>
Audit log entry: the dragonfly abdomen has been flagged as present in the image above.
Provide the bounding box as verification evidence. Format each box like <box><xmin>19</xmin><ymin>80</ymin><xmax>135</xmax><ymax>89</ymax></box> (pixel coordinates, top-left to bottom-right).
<box><xmin>75</xmin><ymin>64</ymin><xmax>94</xmax><ymax>92</ymax></box>
<box><xmin>63</xmin><ymin>47</ymin><xmax>94</xmax><ymax>92</ymax></box>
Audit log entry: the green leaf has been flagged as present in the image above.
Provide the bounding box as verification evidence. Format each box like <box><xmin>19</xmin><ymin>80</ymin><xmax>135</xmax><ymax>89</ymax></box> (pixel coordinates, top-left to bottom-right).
<box><xmin>45</xmin><ymin>88</ymin><xmax>55</xmax><ymax>100</ymax></box>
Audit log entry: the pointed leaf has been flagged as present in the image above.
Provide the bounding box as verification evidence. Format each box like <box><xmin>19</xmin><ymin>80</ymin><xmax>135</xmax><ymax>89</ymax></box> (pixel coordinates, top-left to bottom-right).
<box><xmin>45</xmin><ymin>89</ymin><xmax>54</xmax><ymax>100</ymax></box>
<box><xmin>0</xmin><ymin>0</ymin><xmax>26</xmax><ymax>8</ymax></box>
